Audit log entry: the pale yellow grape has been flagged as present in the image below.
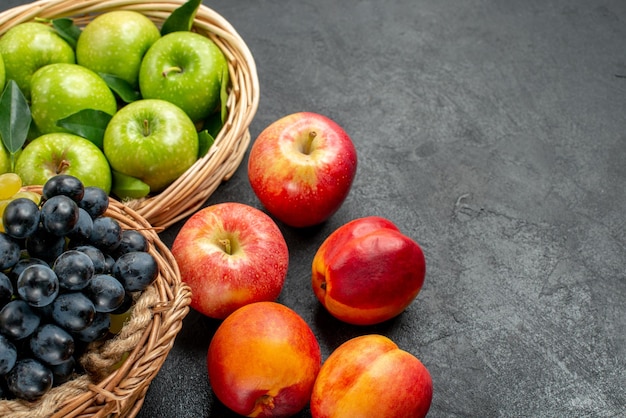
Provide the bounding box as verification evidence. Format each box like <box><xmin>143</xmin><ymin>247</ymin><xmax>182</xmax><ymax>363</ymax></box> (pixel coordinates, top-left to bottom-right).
<box><xmin>12</xmin><ymin>191</ymin><xmax>41</xmax><ymax>205</ymax></box>
<box><xmin>0</xmin><ymin>172</ymin><xmax>22</xmax><ymax>199</ymax></box>
<box><xmin>0</xmin><ymin>199</ymin><xmax>10</xmax><ymax>232</ymax></box>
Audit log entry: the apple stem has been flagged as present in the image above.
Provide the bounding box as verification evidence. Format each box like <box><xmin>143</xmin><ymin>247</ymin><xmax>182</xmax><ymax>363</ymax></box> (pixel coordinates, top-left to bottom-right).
<box><xmin>57</xmin><ymin>159</ymin><xmax>70</xmax><ymax>174</ymax></box>
<box><xmin>303</xmin><ymin>131</ymin><xmax>317</xmax><ymax>155</ymax></box>
<box><xmin>162</xmin><ymin>66</ymin><xmax>183</xmax><ymax>78</ymax></box>
<box><xmin>142</xmin><ymin>119</ymin><xmax>151</xmax><ymax>137</ymax></box>
<box><xmin>219</xmin><ymin>238</ymin><xmax>232</xmax><ymax>255</ymax></box>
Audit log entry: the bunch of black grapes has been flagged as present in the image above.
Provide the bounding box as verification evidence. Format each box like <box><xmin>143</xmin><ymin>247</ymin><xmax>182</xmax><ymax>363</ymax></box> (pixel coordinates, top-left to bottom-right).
<box><xmin>0</xmin><ymin>175</ymin><xmax>158</xmax><ymax>401</ymax></box>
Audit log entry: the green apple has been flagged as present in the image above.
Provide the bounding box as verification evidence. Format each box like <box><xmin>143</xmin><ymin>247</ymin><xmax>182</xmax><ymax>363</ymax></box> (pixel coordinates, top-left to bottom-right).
<box><xmin>0</xmin><ymin>143</ymin><xmax>10</xmax><ymax>174</ymax></box>
<box><xmin>15</xmin><ymin>133</ymin><xmax>112</xmax><ymax>193</ymax></box>
<box><xmin>76</xmin><ymin>10</ymin><xmax>161</xmax><ymax>88</ymax></box>
<box><xmin>0</xmin><ymin>22</ymin><xmax>75</xmax><ymax>100</ymax></box>
<box><xmin>103</xmin><ymin>99</ymin><xmax>199</xmax><ymax>193</ymax></box>
<box><xmin>30</xmin><ymin>63</ymin><xmax>118</xmax><ymax>135</ymax></box>
<box><xmin>139</xmin><ymin>31</ymin><xmax>228</xmax><ymax>123</ymax></box>
<box><xmin>0</xmin><ymin>52</ymin><xmax>5</xmax><ymax>92</ymax></box>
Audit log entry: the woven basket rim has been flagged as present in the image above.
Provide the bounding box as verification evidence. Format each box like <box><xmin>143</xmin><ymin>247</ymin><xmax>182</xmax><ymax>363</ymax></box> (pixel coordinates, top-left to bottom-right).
<box><xmin>0</xmin><ymin>0</ymin><xmax>260</xmax><ymax>229</ymax></box>
<box><xmin>0</xmin><ymin>185</ymin><xmax>192</xmax><ymax>418</ymax></box>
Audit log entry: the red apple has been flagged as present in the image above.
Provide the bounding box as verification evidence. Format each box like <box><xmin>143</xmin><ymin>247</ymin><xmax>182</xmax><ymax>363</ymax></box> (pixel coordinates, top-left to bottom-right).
<box><xmin>310</xmin><ymin>334</ymin><xmax>433</xmax><ymax>418</ymax></box>
<box><xmin>247</xmin><ymin>112</ymin><xmax>357</xmax><ymax>228</ymax></box>
<box><xmin>171</xmin><ymin>202</ymin><xmax>288</xmax><ymax>319</ymax></box>
<box><xmin>207</xmin><ymin>301</ymin><xmax>322</xmax><ymax>417</ymax></box>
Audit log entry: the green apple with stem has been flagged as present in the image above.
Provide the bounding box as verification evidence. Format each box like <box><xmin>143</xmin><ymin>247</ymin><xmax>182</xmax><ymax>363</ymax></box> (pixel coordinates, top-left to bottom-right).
<box><xmin>139</xmin><ymin>31</ymin><xmax>228</xmax><ymax>123</ymax></box>
<box><xmin>30</xmin><ymin>63</ymin><xmax>118</xmax><ymax>135</ymax></box>
<box><xmin>15</xmin><ymin>133</ymin><xmax>112</xmax><ymax>193</ymax></box>
<box><xmin>0</xmin><ymin>22</ymin><xmax>75</xmax><ymax>100</ymax></box>
<box><xmin>103</xmin><ymin>99</ymin><xmax>199</xmax><ymax>194</ymax></box>
<box><xmin>76</xmin><ymin>10</ymin><xmax>161</xmax><ymax>89</ymax></box>
<box><xmin>0</xmin><ymin>52</ymin><xmax>5</xmax><ymax>92</ymax></box>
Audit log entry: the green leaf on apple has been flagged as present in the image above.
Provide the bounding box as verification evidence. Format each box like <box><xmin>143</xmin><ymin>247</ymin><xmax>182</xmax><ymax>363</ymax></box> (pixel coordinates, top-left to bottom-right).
<box><xmin>160</xmin><ymin>0</ymin><xmax>202</xmax><ymax>35</ymax></box>
<box><xmin>98</xmin><ymin>73</ymin><xmax>141</xmax><ymax>103</ymax></box>
<box><xmin>0</xmin><ymin>80</ymin><xmax>31</xmax><ymax>169</ymax></box>
<box><xmin>50</xmin><ymin>18</ymin><xmax>82</xmax><ymax>49</ymax></box>
<box><xmin>111</xmin><ymin>170</ymin><xmax>151</xmax><ymax>200</ymax></box>
<box><xmin>197</xmin><ymin>129</ymin><xmax>215</xmax><ymax>158</ymax></box>
<box><xmin>56</xmin><ymin>109</ymin><xmax>112</xmax><ymax>149</ymax></box>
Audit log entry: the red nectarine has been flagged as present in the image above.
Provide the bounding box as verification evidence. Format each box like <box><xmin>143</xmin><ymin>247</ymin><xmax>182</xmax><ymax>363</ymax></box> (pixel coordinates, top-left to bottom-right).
<box><xmin>312</xmin><ymin>216</ymin><xmax>426</xmax><ymax>325</ymax></box>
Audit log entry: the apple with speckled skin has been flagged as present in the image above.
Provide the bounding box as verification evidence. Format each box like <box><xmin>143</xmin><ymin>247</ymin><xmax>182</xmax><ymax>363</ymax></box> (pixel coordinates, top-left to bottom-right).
<box><xmin>139</xmin><ymin>31</ymin><xmax>229</xmax><ymax>123</ymax></box>
<box><xmin>208</xmin><ymin>301</ymin><xmax>322</xmax><ymax>417</ymax></box>
<box><xmin>310</xmin><ymin>334</ymin><xmax>432</xmax><ymax>418</ymax></box>
<box><xmin>0</xmin><ymin>144</ymin><xmax>10</xmax><ymax>175</ymax></box>
<box><xmin>103</xmin><ymin>99</ymin><xmax>199</xmax><ymax>194</ymax></box>
<box><xmin>247</xmin><ymin>112</ymin><xmax>358</xmax><ymax>228</ymax></box>
<box><xmin>0</xmin><ymin>52</ymin><xmax>5</xmax><ymax>92</ymax></box>
<box><xmin>29</xmin><ymin>63</ymin><xmax>118</xmax><ymax>135</ymax></box>
<box><xmin>171</xmin><ymin>202</ymin><xmax>289</xmax><ymax>319</ymax></box>
<box><xmin>0</xmin><ymin>22</ymin><xmax>75</xmax><ymax>100</ymax></box>
<box><xmin>15</xmin><ymin>133</ymin><xmax>112</xmax><ymax>193</ymax></box>
<box><xmin>76</xmin><ymin>10</ymin><xmax>161</xmax><ymax>88</ymax></box>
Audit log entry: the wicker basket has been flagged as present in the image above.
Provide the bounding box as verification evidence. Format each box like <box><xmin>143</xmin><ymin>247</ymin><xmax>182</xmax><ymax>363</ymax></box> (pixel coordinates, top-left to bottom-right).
<box><xmin>0</xmin><ymin>186</ymin><xmax>192</xmax><ymax>418</ymax></box>
<box><xmin>0</xmin><ymin>0</ymin><xmax>260</xmax><ymax>229</ymax></box>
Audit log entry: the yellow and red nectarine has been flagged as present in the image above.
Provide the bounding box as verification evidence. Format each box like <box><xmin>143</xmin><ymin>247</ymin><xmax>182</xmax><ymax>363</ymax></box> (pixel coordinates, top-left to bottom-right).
<box><xmin>207</xmin><ymin>301</ymin><xmax>322</xmax><ymax>417</ymax></box>
<box><xmin>311</xmin><ymin>334</ymin><xmax>432</xmax><ymax>418</ymax></box>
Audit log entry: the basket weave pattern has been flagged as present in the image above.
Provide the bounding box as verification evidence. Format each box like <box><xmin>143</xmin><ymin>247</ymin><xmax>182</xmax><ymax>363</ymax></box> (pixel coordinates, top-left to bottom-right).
<box><xmin>0</xmin><ymin>0</ymin><xmax>260</xmax><ymax>229</ymax></box>
<box><xmin>0</xmin><ymin>187</ymin><xmax>192</xmax><ymax>418</ymax></box>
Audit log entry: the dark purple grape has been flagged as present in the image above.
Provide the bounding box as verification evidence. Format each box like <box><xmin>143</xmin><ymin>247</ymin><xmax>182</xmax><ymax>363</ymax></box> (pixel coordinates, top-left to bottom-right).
<box><xmin>7</xmin><ymin>258</ymin><xmax>49</xmax><ymax>287</ymax></box>
<box><xmin>0</xmin><ymin>300</ymin><xmax>41</xmax><ymax>340</ymax></box>
<box><xmin>0</xmin><ymin>333</ymin><xmax>17</xmax><ymax>375</ymax></box>
<box><xmin>2</xmin><ymin>198</ymin><xmax>41</xmax><ymax>240</ymax></box>
<box><xmin>89</xmin><ymin>216</ymin><xmax>122</xmax><ymax>252</ymax></box>
<box><xmin>17</xmin><ymin>265</ymin><xmax>59</xmax><ymax>307</ymax></box>
<box><xmin>52</xmin><ymin>250</ymin><xmax>94</xmax><ymax>291</ymax></box>
<box><xmin>49</xmin><ymin>356</ymin><xmax>76</xmax><ymax>386</ymax></box>
<box><xmin>113</xmin><ymin>251</ymin><xmax>159</xmax><ymax>292</ymax></box>
<box><xmin>42</xmin><ymin>174</ymin><xmax>84</xmax><ymax>203</ymax></box>
<box><xmin>29</xmin><ymin>323</ymin><xmax>75</xmax><ymax>366</ymax></box>
<box><xmin>34</xmin><ymin>303</ymin><xmax>54</xmax><ymax>321</ymax></box>
<box><xmin>114</xmin><ymin>230</ymin><xmax>148</xmax><ymax>256</ymax></box>
<box><xmin>40</xmin><ymin>195</ymin><xmax>80</xmax><ymax>236</ymax></box>
<box><xmin>111</xmin><ymin>291</ymin><xmax>133</xmax><ymax>315</ymax></box>
<box><xmin>51</xmin><ymin>292</ymin><xmax>95</xmax><ymax>332</ymax></box>
<box><xmin>66</xmin><ymin>208</ymin><xmax>94</xmax><ymax>244</ymax></box>
<box><xmin>72</xmin><ymin>311</ymin><xmax>110</xmax><ymax>343</ymax></box>
<box><xmin>104</xmin><ymin>253</ymin><xmax>115</xmax><ymax>273</ymax></box>
<box><xmin>0</xmin><ymin>272</ymin><xmax>13</xmax><ymax>308</ymax></box>
<box><xmin>0</xmin><ymin>232</ymin><xmax>20</xmax><ymax>270</ymax></box>
<box><xmin>72</xmin><ymin>245</ymin><xmax>107</xmax><ymax>274</ymax></box>
<box><xmin>5</xmin><ymin>358</ymin><xmax>53</xmax><ymax>401</ymax></box>
<box><xmin>84</xmin><ymin>274</ymin><xmax>126</xmax><ymax>313</ymax></box>
<box><xmin>78</xmin><ymin>186</ymin><xmax>109</xmax><ymax>219</ymax></box>
<box><xmin>0</xmin><ymin>379</ymin><xmax>11</xmax><ymax>399</ymax></box>
<box><xmin>26</xmin><ymin>226</ymin><xmax>66</xmax><ymax>263</ymax></box>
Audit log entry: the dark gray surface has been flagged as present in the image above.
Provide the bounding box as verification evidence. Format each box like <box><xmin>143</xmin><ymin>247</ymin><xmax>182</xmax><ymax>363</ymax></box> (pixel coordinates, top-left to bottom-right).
<box><xmin>3</xmin><ymin>0</ymin><xmax>626</xmax><ymax>417</ymax></box>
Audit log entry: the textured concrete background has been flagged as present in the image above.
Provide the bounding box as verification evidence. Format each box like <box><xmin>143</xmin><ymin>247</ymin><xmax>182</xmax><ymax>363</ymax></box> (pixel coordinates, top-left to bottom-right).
<box><xmin>3</xmin><ymin>0</ymin><xmax>626</xmax><ymax>416</ymax></box>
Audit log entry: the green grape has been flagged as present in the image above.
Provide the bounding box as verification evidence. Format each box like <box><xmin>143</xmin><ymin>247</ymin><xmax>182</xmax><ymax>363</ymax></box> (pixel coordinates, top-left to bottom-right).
<box><xmin>13</xmin><ymin>191</ymin><xmax>41</xmax><ymax>206</ymax></box>
<box><xmin>109</xmin><ymin>307</ymin><xmax>133</xmax><ymax>334</ymax></box>
<box><xmin>0</xmin><ymin>173</ymin><xmax>22</xmax><ymax>200</ymax></box>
